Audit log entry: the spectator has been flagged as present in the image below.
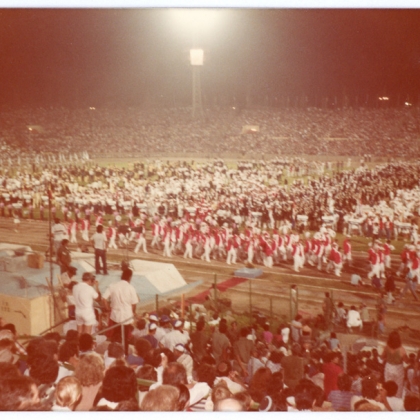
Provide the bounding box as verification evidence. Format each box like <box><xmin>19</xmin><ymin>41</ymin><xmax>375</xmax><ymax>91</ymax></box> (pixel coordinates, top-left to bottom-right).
<box><xmin>327</xmin><ymin>373</ymin><xmax>353</xmax><ymax>411</ymax></box>
<box><xmin>141</xmin><ymin>385</ymin><xmax>179</xmax><ymax>411</ymax></box>
<box><xmin>74</xmin><ymin>352</ymin><xmax>105</xmax><ymax>411</ymax></box>
<box><xmin>52</xmin><ymin>376</ymin><xmax>82</xmax><ymax>411</ymax></box>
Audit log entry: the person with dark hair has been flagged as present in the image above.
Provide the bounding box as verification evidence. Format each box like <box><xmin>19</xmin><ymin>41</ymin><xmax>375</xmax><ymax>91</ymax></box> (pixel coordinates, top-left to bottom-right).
<box><xmin>176</xmin><ymin>383</ymin><xmax>191</xmax><ymax>411</ymax></box>
<box><xmin>350</xmin><ymin>377</ymin><xmax>387</xmax><ymax>411</ymax></box>
<box><xmin>211</xmin><ymin>322</ymin><xmax>231</xmax><ymax>364</ymax></box>
<box><xmin>91</xmin><ymin>224</ymin><xmax>108</xmax><ymax>275</ymax></box>
<box><xmin>0</xmin><ymin>376</ymin><xmax>40</xmax><ymax>411</ymax></box>
<box><xmin>162</xmin><ymin>361</ymin><xmax>188</xmax><ymax>386</ymax></box>
<box><xmin>323</xmin><ymin>351</ymin><xmax>343</xmax><ymax>400</ymax></box>
<box><xmin>103</xmin><ymin>268</ymin><xmax>139</xmax><ymax>354</ymax></box>
<box><xmin>0</xmin><ymin>361</ymin><xmax>21</xmax><ymax>379</ymax></box>
<box><xmin>57</xmin><ymin>238</ymin><xmax>72</xmax><ymax>274</ymax></box>
<box><xmin>51</xmin><ymin>217</ymin><xmax>67</xmax><ymax>260</ymax></box>
<box><xmin>143</xmin><ymin>322</ymin><xmax>158</xmax><ymax>349</ymax></box>
<box><xmin>97</xmin><ymin>365</ymin><xmax>137</xmax><ymax>409</ymax></box>
<box><xmin>26</xmin><ymin>338</ymin><xmax>59</xmax><ymax>403</ymax></box>
<box><xmin>104</xmin><ymin>342</ymin><xmax>125</xmax><ymax>368</ymax></box>
<box><xmin>290</xmin><ymin>314</ymin><xmax>303</xmax><ymax>343</ymax></box>
<box><xmin>115</xmin><ymin>398</ymin><xmax>140</xmax><ymax>411</ymax></box>
<box><xmin>190</xmin><ymin>320</ymin><xmax>208</xmax><ymax>364</ymax></box>
<box><xmin>79</xmin><ymin>333</ymin><xmax>95</xmax><ymax>354</ymax></box>
<box><xmin>56</xmin><ymin>341</ymin><xmax>79</xmax><ymax>383</ymax></box>
<box><xmin>293</xmin><ymin>380</ymin><xmax>317</xmax><ymax>411</ymax></box>
<box><xmin>281</xmin><ymin>342</ymin><xmax>308</xmax><ymax>392</ymax></box>
<box><xmin>65</xmin><ymin>329</ymin><xmax>79</xmax><ymax>344</ymax></box>
<box><xmin>248</xmin><ymin>367</ymin><xmax>272</xmax><ymax>405</ymax></box>
<box><xmin>327</xmin><ymin>373</ymin><xmax>353</xmax><ymax>411</ymax></box>
<box><xmin>380</xmin><ymin>330</ymin><xmax>409</xmax><ymax>398</ymax></box>
<box><xmin>404</xmin><ymin>394</ymin><xmax>420</xmax><ymax>411</ymax></box>
<box><xmin>233</xmin><ymin>327</ymin><xmax>254</xmax><ymax>378</ymax></box>
<box><xmin>383</xmin><ymin>380</ymin><xmax>404</xmax><ymax>411</ymax></box>
<box><xmin>196</xmin><ymin>363</ymin><xmax>216</xmax><ymax>388</ymax></box>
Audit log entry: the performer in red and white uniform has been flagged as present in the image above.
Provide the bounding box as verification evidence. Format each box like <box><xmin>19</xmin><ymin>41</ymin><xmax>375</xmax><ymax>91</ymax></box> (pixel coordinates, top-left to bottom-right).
<box><xmin>396</xmin><ymin>244</ymin><xmax>410</xmax><ymax>277</ymax></box>
<box><xmin>162</xmin><ymin>222</ymin><xmax>172</xmax><ymax>257</ymax></box>
<box><xmin>226</xmin><ymin>231</ymin><xmax>239</xmax><ymax>265</ymax></box>
<box><xmin>183</xmin><ymin>227</ymin><xmax>193</xmax><ymax>259</ymax></box>
<box><xmin>95</xmin><ymin>213</ymin><xmax>103</xmax><ymax>227</ymax></box>
<box><xmin>304</xmin><ymin>232</ymin><xmax>313</xmax><ymax>266</ymax></box>
<box><xmin>332</xmin><ymin>245</ymin><xmax>343</xmax><ymax>277</ymax></box>
<box><xmin>134</xmin><ymin>222</ymin><xmax>148</xmax><ymax>254</ymax></box>
<box><xmin>68</xmin><ymin>218</ymin><xmax>78</xmax><ymax>244</ymax></box>
<box><xmin>292</xmin><ymin>238</ymin><xmax>304</xmax><ymax>272</ymax></box>
<box><xmin>107</xmin><ymin>221</ymin><xmax>118</xmax><ymax>250</ymax></box>
<box><xmin>80</xmin><ymin>218</ymin><xmax>90</xmax><ymax>242</ymax></box>
<box><xmin>383</xmin><ymin>239</ymin><xmax>394</xmax><ymax>270</ymax></box>
<box><xmin>367</xmin><ymin>243</ymin><xmax>381</xmax><ymax>280</ymax></box>
<box><xmin>263</xmin><ymin>237</ymin><xmax>275</xmax><ymax>268</ymax></box>
<box><xmin>343</xmin><ymin>235</ymin><xmax>352</xmax><ymax>266</ymax></box>
<box><xmin>150</xmin><ymin>218</ymin><xmax>161</xmax><ymax>249</ymax></box>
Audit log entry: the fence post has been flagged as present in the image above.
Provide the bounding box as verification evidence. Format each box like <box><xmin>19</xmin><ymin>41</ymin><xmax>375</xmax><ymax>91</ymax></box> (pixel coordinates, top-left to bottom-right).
<box><xmin>181</xmin><ymin>294</ymin><xmax>185</xmax><ymax>319</ymax></box>
<box><xmin>213</xmin><ymin>274</ymin><xmax>218</xmax><ymax>308</ymax></box>
<box><xmin>121</xmin><ymin>324</ymin><xmax>125</xmax><ymax>355</ymax></box>
<box><xmin>270</xmin><ymin>297</ymin><xmax>273</xmax><ymax>322</ymax></box>
<box><xmin>290</xmin><ymin>285</ymin><xmax>298</xmax><ymax>321</ymax></box>
<box><xmin>249</xmin><ymin>278</ymin><xmax>252</xmax><ymax>323</ymax></box>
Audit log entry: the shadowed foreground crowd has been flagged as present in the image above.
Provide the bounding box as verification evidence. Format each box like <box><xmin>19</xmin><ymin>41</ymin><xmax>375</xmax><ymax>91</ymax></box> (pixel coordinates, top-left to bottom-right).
<box><xmin>0</xmin><ymin>313</ymin><xmax>419</xmax><ymax>412</ymax></box>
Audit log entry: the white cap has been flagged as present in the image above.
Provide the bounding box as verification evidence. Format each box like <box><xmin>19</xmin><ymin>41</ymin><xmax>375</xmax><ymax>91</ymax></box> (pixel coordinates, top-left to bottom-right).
<box><xmin>174</xmin><ymin>343</ymin><xmax>186</xmax><ymax>353</ymax></box>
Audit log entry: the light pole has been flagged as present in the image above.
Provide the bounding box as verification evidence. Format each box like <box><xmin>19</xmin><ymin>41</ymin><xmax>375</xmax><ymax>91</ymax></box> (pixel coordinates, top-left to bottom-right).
<box><xmin>190</xmin><ymin>48</ymin><xmax>204</xmax><ymax>119</ymax></box>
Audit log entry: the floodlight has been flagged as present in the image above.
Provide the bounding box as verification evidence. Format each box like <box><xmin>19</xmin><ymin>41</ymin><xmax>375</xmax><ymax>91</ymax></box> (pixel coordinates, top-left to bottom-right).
<box><xmin>190</xmin><ymin>49</ymin><xmax>204</xmax><ymax>66</ymax></box>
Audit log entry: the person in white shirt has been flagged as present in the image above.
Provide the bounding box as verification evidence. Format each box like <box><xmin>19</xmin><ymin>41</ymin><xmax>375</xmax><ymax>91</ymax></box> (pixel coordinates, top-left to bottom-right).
<box><xmin>51</xmin><ymin>217</ymin><xmax>68</xmax><ymax>259</ymax></box>
<box><xmin>72</xmin><ymin>272</ymin><xmax>101</xmax><ymax>334</ymax></box>
<box><xmin>160</xmin><ymin>320</ymin><xmax>189</xmax><ymax>352</ymax></box>
<box><xmin>346</xmin><ymin>305</ymin><xmax>363</xmax><ymax>332</ymax></box>
<box><xmin>91</xmin><ymin>224</ymin><xmax>108</xmax><ymax>275</ymax></box>
<box><xmin>102</xmin><ymin>268</ymin><xmax>139</xmax><ymax>353</ymax></box>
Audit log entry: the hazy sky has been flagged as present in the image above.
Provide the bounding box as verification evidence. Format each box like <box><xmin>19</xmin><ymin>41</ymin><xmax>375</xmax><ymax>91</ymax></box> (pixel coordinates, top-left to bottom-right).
<box><xmin>1</xmin><ymin>8</ymin><xmax>420</xmax><ymax>107</ymax></box>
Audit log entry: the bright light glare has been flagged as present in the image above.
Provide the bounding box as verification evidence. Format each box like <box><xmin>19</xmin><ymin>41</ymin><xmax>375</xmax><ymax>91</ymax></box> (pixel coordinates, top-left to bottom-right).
<box><xmin>378</xmin><ymin>97</ymin><xmax>389</xmax><ymax>101</ymax></box>
<box><xmin>168</xmin><ymin>9</ymin><xmax>223</xmax><ymax>37</ymax></box>
<box><xmin>89</xmin><ymin>107</ymin><xmax>96</xmax><ymax>110</ymax></box>
<box><xmin>190</xmin><ymin>49</ymin><xmax>204</xmax><ymax>65</ymax></box>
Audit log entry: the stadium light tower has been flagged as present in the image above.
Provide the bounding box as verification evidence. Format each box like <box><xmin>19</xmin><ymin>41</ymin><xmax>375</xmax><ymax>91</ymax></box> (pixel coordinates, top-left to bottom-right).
<box><xmin>190</xmin><ymin>48</ymin><xmax>204</xmax><ymax>119</ymax></box>
<box><xmin>168</xmin><ymin>9</ymin><xmax>224</xmax><ymax>119</ymax></box>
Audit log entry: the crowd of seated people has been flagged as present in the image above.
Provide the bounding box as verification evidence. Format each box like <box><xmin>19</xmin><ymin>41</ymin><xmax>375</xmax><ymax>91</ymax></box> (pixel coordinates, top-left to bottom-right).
<box><xmin>0</xmin><ymin>106</ymin><xmax>419</xmax><ymax>165</ymax></box>
<box><xmin>0</xmin><ymin>305</ymin><xmax>419</xmax><ymax>412</ymax></box>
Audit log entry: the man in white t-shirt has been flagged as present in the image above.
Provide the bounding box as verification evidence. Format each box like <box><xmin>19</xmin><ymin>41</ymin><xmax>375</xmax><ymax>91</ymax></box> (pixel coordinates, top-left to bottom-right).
<box><xmin>103</xmin><ymin>268</ymin><xmax>139</xmax><ymax>353</ymax></box>
<box><xmin>72</xmin><ymin>272</ymin><xmax>101</xmax><ymax>334</ymax></box>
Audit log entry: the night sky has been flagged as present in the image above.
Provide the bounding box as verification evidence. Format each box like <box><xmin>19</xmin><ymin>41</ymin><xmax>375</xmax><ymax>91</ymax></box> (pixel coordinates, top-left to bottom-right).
<box><xmin>1</xmin><ymin>8</ymin><xmax>420</xmax><ymax>108</ymax></box>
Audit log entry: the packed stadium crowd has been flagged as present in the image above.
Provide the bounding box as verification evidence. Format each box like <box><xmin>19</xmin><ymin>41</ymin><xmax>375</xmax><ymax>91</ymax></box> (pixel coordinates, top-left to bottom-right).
<box><xmin>0</xmin><ymin>106</ymin><xmax>419</xmax><ymax>162</ymax></box>
<box><xmin>0</xmin><ymin>301</ymin><xmax>419</xmax><ymax>412</ymax></box>
<box><xmin>2</xmin><ymin>105</ymin><xmax>420</xmax><ymax>411</ymax></box>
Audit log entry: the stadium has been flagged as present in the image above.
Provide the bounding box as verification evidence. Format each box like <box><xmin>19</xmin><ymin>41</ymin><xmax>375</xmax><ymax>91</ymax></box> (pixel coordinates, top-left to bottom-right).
<box><xmin>0</xmin><ymin>7</ymin><xmax>420</xmax><ymax>413</ymax></box>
